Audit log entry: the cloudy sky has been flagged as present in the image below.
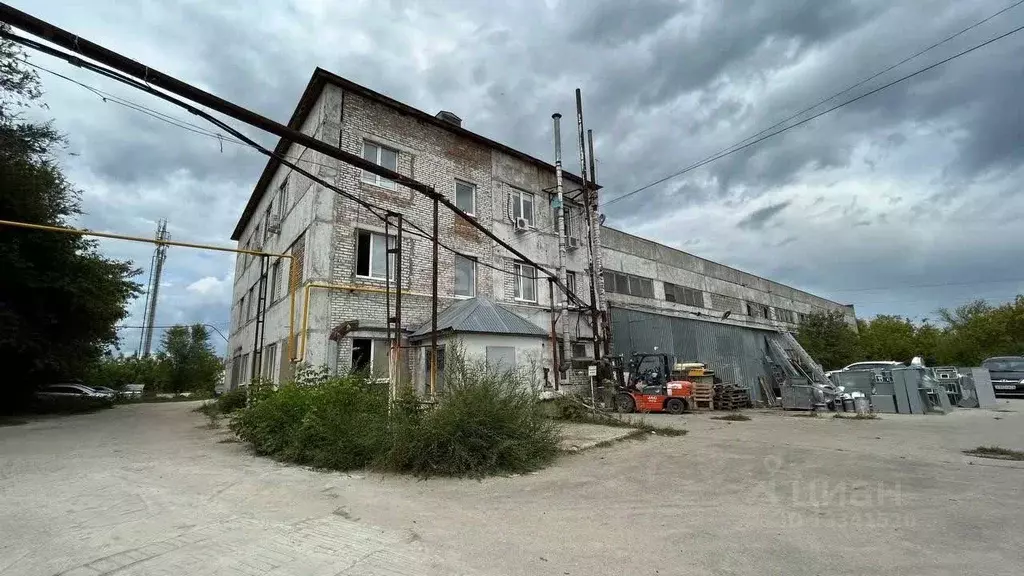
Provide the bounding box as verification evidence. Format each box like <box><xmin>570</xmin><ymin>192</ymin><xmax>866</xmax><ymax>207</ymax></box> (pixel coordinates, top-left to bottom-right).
<box><xmin>13</xmin><ymin>0</ymin><xmax>1024</xmax><ymax>354</ymax></box>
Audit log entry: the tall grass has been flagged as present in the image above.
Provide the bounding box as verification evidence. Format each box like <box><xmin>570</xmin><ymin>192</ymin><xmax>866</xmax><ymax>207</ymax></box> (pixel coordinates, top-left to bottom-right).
<box><xmin>229</xmin><ymin>353</ymin><xmax>560</xmax><ymax>478</ymax></box>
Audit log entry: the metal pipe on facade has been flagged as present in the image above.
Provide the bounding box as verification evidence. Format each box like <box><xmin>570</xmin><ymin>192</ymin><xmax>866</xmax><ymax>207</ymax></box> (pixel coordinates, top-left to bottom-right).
<box><xmin>298</xmin><ymin>282</ymin><xmax>429</xmax><ymax>362</ymax></box>
<box><xmin>548</xmin><ymin>279</ymin><xmax>560</xmax><ymax>391</ymax></box>
<box><xmin>430</xmin><ymin>197</ymin><xmax>439</xmax><ymax>396</ymax></box>
<box><xmin>552</xmin><ymin>113</ymin><xmax>572</xmax><ymax>377</ymax></box>
<box><xmin>575</xmin><ymin>89</ymin><xmax>604</xmax><ymax>360</ymax></box>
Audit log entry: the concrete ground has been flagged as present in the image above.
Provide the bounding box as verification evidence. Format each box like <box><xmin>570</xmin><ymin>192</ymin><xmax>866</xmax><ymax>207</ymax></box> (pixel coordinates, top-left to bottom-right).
<box><xmin>1</xmin><ymin>401</ymin><xmax>1022</xmax><ymax>576</ymax></box>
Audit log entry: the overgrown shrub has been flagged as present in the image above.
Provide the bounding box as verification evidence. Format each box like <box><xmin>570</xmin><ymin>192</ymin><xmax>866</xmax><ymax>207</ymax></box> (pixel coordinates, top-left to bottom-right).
<box><xmin>230</xmin><ymin>384</ymin><xmax>313</xmax><ymax>459</ymax></box>
<box><xmin>216</xmin><ymin>387</ymin><xmax>248</xmax><ymax>414</ymax></box>
<box><xmin>379</xmin><ymin>365</ymin><xmax>560</xmax><ymax>477</ymax></box>
<box><xmin>292</xmin><ymin>376</ymin><xmax>391</xmax><ymax>469</ymax></box>
<box><xmin>227</xmin><ymin>352</ymin><xmax>562</xmax><ymax>477</ymax></box>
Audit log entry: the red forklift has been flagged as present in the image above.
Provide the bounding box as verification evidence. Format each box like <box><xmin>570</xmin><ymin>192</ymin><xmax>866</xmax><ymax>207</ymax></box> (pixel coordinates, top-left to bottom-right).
<box><xmin>604</xmin><ymin>353</ymin><xmax>711</xmax><ymax>414</ymax></box>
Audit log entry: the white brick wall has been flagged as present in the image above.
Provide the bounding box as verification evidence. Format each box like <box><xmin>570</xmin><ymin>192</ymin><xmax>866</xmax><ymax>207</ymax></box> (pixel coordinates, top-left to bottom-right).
<box><xmin>226</xmin><ymin>81</ymin><xmax>594</xmax><ymax>386</ymax></box>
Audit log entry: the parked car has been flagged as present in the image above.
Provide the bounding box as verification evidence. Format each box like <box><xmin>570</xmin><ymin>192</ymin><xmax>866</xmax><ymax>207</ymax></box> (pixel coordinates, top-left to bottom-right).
<box><xmin>982</xmin><ymin>356</ymin><xmax>1024</xmax><ymax>396</ymax></box>
<box><xmin>826</xmin><ymin>361</ymin><xmax>905</xmax><ymax>379</ymax></box>
<box><xmin>88</xmin><ymin>385</ymin><xmax>119</xmax><ymax>399</ymax></box>
<box><xmin>34</xmin><ymin>383</ymin><xmax>114</xmax><ymax>411</ymax></box>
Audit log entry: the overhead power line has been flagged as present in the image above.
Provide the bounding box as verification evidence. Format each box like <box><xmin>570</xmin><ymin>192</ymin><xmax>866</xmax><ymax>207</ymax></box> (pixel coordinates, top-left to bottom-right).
<box><xmin>601</xmin><ymin>7</ymin><xmax>1024</xmax><ymax>208</ymax></box>
<box><xmin>11</xmin><ymin>35</ymin><xmax>578</xmax><ymax>298</ymax></box>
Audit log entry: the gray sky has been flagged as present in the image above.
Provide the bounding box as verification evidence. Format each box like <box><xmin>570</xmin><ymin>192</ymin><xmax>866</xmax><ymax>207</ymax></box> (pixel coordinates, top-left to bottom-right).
<box><xmin>13</xmin><ymin>0</ymin><xmax>1024</xmax><ymax>354</ymax></box>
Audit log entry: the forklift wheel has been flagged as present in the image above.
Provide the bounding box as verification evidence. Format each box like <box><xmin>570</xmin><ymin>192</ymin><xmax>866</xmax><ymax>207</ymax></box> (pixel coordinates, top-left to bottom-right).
<box><xmin>665</xmin><ymin>398</ymin><xmax>685</xmax><ymax>414</ymax></box>
<box><xmin>615</xmin><ymin>393</ymin><xmax>635</xmax><ymax>413</ymax></box>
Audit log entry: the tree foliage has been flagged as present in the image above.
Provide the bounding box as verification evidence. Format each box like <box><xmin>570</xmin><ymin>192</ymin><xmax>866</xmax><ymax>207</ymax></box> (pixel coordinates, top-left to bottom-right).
<box><xmin>798</xmin><ymin>297</ymin><xmax>1024</xmax><ymax>369</ymax></box>
<box><xmin>86</xmin><ymin>324</ymin><xmax>224</xmax><ymax>395</ymax></box>
<box><xmin>796</xmin><ymin>310</ymin><xmax>860</xmax><ymax>369</ymax></box>
<box><xmin>1</xmin><ymin>33</ymin><xmax>141</xmax><ymax>409</ymax></box>
<box><xmin>159</xmin><ymin>324</ymin><xmax>223</xmax><ymax>394</ymax></box>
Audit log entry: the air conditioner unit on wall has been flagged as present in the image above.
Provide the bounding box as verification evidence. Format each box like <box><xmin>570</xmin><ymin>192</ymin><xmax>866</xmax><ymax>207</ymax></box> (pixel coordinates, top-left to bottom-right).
<box><xmin>567</xmin><ymin>237</ymin><xmax>580</xmax><ymax>250</ymax></box>
<box><xmin>267</xmin><ymin>214</ymin><xmax>282</xmax><ymax>234</ymax></box>
<box><xmin>515</xmin><ymin>217</ymin><xmax>529</xmax><ymax>231</ymax></box>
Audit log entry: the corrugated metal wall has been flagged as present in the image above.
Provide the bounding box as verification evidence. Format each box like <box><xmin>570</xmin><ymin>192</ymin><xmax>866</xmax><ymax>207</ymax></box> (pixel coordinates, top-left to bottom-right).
<box><xmin>609</xmin><ymin>307</ymin><xmax>787</xmax><ymax>402</ymax></box>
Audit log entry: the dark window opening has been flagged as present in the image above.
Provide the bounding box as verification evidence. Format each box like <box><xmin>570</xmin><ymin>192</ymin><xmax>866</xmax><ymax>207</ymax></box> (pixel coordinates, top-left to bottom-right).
<box><xmin>352</xmin><ymin>338</ymin><xmax>372</xmax><ymax>371</ymax></box>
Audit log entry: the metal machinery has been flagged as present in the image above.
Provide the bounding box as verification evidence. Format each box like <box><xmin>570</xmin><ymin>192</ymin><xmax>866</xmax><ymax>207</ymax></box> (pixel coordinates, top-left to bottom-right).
<box><xmin>607</xmin><ymin>353</ymin><xmax>714</xmax><ymax>414</ymax></box>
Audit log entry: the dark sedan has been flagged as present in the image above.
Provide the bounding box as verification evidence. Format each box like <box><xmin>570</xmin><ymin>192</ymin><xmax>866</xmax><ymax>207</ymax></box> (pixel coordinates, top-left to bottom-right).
<box><xmin>983</xmin><ymin>357</ymin><xmax>1024</xmax><ymax>397</ymax></box>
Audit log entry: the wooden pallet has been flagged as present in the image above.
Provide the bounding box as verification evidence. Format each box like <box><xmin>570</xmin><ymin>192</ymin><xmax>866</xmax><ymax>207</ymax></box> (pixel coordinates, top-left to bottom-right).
<box><xmin>692</xmin><ymin>399</ymin><xmax>714</xmax><ymax>410</ymax></box>
<box><xmin>712</xmin><ymin>385</ymin><xmax>751</xmax><ymax>411</ymax></box>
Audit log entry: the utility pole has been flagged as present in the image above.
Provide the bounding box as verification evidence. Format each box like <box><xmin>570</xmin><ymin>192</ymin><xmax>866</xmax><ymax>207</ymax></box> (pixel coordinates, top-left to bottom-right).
<box><xmin>575</xmin><ymin>89</ymin><xmax>605</xmax><ymax>359</ymax></box>
<box><xmin>139</xmin><ymin>219</ymin><xmax>168</xmax><ymax>356</ymax></box>
<box><xmin>552</xmin><ymin>114</ymin><xmax>572</xmax><ymax>381</ymax></box>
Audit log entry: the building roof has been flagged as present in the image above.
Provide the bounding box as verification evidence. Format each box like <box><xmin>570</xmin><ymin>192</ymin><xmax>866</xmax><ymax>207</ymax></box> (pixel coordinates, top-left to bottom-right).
<box><xmin>231</xmin><ymin>67</ymin><xmax>590</xmax><ymax>240</ymax></box>
<box><xmin>409</xmin><ymin>296</ymin><xmax>547</xmax><ymax>339</ymax></box>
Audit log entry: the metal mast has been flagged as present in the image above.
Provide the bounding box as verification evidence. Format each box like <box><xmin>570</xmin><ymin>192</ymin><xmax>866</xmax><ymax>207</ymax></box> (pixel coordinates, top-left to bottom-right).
<box><xmin>140</xmin><ymin>219</ymin><xmax>168</xmax><ymax>356</ymax></box>
<box><xmin>552</xmin><ymin>114</ymin><xmax>572</xmax><ymax>379</ymax></box>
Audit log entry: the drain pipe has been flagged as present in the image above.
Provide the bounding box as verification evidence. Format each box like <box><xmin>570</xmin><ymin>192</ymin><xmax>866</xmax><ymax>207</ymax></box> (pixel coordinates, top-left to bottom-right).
<box><xmin>553</xmin><ymin>113</ymin><xmax>572</xmax><ymax>381</ymax></box>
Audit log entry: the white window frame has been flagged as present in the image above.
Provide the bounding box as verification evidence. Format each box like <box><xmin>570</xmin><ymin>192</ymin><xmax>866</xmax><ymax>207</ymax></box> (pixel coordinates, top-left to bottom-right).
<box><xmin>269</xmin><ymin>260</ymin><xmax>281</xmax><ymax>302</ymax></box>
<box><xmin>454</xmin><ymin>254</ymin><xmax>476</xmax><ymax>298</ymax></box>
<box><xmin>566</xmin><ymin>271</ymin><xmax>577</xmax><ymax>296</ymax></box>
<box><xmin>454</xmin><ymin>180</ymin><xmax>476</xmax><ymax>217</ymax></box>
<box><xmin>361</xmin><ymin>141</ymin><xmax>398</xmax><ymax>190</ymax></box>
<box><xmin>355</xmin><ymin>230</ymin><xmax>395</xmax><ymax>281</ymax></box>
<box><xmin>351</xmin><ymin>338</ymin><xmax>390</xmax><ymax>378</ymax></box>
<box><xmin>514</xmin><ymin>263</ymin><xmax>537</xmax><ymax>303</ymax></box>
<box><xmin>511</xmin><ymin>189</ymin><xmax>535</xmax><ymax>227</ymax></box>
<box><xmin>277</xmin><ymin>176</ymin><xmax>289</xmax><ymax>217</ymax></box>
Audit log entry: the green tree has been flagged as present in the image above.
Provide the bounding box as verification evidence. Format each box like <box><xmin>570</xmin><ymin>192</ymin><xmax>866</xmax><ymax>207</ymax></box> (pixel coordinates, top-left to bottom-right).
<box><xmin>796</xmin><ymin>310</ymin><xmax>860</xmax><ymax>370</ymax></box>
<box><xmin>936</xmin><ymin>297</ymin><xmax>1024</xmax><ymax>365</ymax></box>
<box><xmin>857</xmin><ymin>315</ymin><xmax>918</xmax><ymax>364</ymax></box>
<box><xmin>1</xmin><ymin>29</ymin><xmax>142</xmax><ymax>410</ymax></box>
<box><xmin>159</xmin><ymin>324</ymin><xmax>223</xmax><ymax>394</ymax></box>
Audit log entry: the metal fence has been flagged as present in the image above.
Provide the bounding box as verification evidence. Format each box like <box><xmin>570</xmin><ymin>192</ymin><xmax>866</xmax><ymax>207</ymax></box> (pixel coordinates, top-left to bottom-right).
<box><xmin>609</xmin><ymin>307</ymin><xmax>788</xmax><ymax>403</ymax></box>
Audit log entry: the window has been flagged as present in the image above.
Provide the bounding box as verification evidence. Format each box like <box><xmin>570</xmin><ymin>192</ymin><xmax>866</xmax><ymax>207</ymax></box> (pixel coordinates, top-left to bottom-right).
<box><xmin>455</xmin><ymin>180</ymin><xmax>476</xmax><ymax>216</ymax></box>
<box><xmin>352</xmin><ymin>338</ymin><xmax>389</xmax><ymax>376</ymax></box>
<box><xmin>511</xmin><ymin>189</ymin><xmax>535</xmax><ymax>226</ymax></box>
<box><xmin>602</xmin><ymin>270</ymin><xmax>654</xmax><ymax>299</ymax></box>
<box><xmin>776</xmin><ymin>309</ymin><xmax>796</xmax><ymax>323</ymax></box>
<box><xmin>277</xmin><ymin>177</ymin><xmax>289</xmax><ymax>216</ymax></box>
<box><xmin>514</xmin><ymin>263</ymin><xmax>537</xmax><ymax>302</ymax></box>
<box><xmin>572</xmin><ymin>342</ymin><xmax>587</xmax><ymax>358</ymax></box>
<box><xmin>246</xmin><ymin>287</ymin><xmax>255</xmax><ymax>320</ymax></box>
<box><xmin>566</xmin><ymin>271</ymin><xmax>577</xmax><ymax>297</ymax></box>
<box><xmin>454</xmin><ymin>255</ymin><xmax>476</xmax><ymax>297</ymax></box>
<box><xmin>485</xmin><ymin>346</ymin><xmax>516</xmax><ymax>370</ymax></box>
<box><xmin>289</xmin><ymin>233</ymin><xmax>305</xmax><ymax>294</ymax></box>
<box><xmin>361</xmin><ymin>141</ymin><xmax>398</xmax><ymax>190</ymax></box>
<box><xmin>239</xmin><ymin>295</ymin><xmax>246</xmax><ymax>324</ymax></box>
<box><xmin>425</xmin><ymin>346</ymin><xmax>446</xmax><ymax>394</ymax></box>
<box><xmin>263</xmin><ymin>202</ymin><xmax>273</xmax><ymax>243</ymax></box>
<box><xmin>356</xmin><ymin>231</ymin><xmax>394</xmax><ymax>280</ymax></box>
<box><xmin>550</xmin><ymin>195</ymin><xmax>574</xmax><ymax>237</ymax></box>
<box><xmin>269</xmin><ymin>260</ymin><xmax>281</xmax><ymax>301</ymax></box>
<box><xmin>240</xmin><ymin>353</ymin><xmax>249</xmax><ymax>382</ymax></box>
<box><xmin>664</xmin><ymin>283</ymin><xmax>704</xmax><ymax>307</ymax></box>
<box><xmin>262</xmin><ymin>342</ymin><xmax>277</xmax><ymax>379</ymax></box>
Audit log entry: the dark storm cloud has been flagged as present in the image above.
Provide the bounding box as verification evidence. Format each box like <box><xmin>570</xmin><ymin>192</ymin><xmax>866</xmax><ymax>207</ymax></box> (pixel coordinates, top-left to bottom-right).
<box><xmin>736</xmin><ymin>201</ymin><xmax>791</xmax><ymax>230</ymax></box>
<box><xmin>14</xmin><ymin>0</ymin><xmax>1024</xmax><ymax>339</ymax></box>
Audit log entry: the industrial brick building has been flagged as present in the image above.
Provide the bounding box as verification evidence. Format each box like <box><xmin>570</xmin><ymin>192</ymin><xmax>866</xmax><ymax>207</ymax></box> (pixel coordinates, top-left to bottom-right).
<box><xmin>225</xmin><ymin>68</ymin><xmax>855</xmax><ymax>398</ymax></box>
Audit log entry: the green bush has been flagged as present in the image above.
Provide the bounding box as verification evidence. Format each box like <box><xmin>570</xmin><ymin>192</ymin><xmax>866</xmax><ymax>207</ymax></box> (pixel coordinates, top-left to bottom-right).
<box><xmin>292</xmin><ymin>376</ymin><xmax>390</xmax><ymax>470</ymax></box>
<box><xmin>227</xmin><ymin>354</ymin><xmax>561</xmax><ymax>477</ymax></box>
<box><xmin>216</xmin><ymin>388</ymin><xmax>248</xmax><ymax>414</ymax></box>
<box><xmin>379</xmin><ymin>364</ymin><xmax>560</xmax><ymax>478</ymax></box>
<box><xmin>230</xmin><ymin>385</ymin><xmax>313</xmax><ymax>459</ymax></box>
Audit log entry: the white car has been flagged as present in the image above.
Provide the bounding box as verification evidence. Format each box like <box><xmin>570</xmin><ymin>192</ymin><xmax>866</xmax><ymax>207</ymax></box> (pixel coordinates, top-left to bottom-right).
<box><xmin>826</xmin><ymin>361</ymin><xmax>905</xmax><ymax>379</ymax></box>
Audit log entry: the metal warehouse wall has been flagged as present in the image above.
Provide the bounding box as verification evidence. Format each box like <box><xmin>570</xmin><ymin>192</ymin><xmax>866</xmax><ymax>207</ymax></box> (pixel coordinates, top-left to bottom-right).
<box><xmin>609</xmin><ymin>307</ymin><xmax>788</xmax><ymax>402</ymax></box>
